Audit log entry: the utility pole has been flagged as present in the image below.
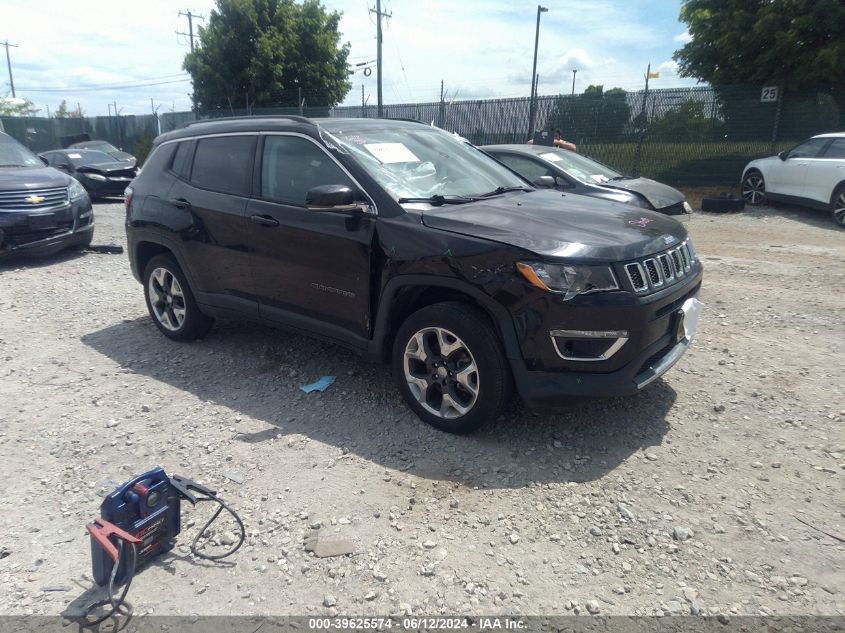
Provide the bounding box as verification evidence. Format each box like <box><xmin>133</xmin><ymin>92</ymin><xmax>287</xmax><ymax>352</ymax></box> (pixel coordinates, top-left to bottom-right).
<box><xmin>361</xmin><ymin>84</ymin><xmax>366</xmax><ymax>117</ymax></box>
<box><xmin>527</xmin><ymin>5</ymin><xmax>548</xmax><ymax>138</ymax></box>
<box><xmin>177</xmin><ymin>10</ymin><xmax>204</xmax><ymax>52</ymax></box>
<box><xmin>151</xmin><ymin>97</ymin><xmax>162</xmax><ymax>135</ymax></box>
<box><xmin>632</xmin><ymin>63</ymin><xmax>652</xmax><ymax>178</ymax></box>
<box><xmin>2</xmin><ymin>40</ymin><xmax>18</xmax><ymax>97</ymax></box>
<box><xmin>571</xmin><ymin>69</ymin><xmax>577</xmax><ymax>96</ymax></box>
<box><xmin>438</xmin><ymin>79</ymin><xmax>445</xmax><ymax>128</ymax></box>
<box><xmin>369</xmin><ymin>0</ymin><xmax>391</xmax><ymax>118</ymax></box>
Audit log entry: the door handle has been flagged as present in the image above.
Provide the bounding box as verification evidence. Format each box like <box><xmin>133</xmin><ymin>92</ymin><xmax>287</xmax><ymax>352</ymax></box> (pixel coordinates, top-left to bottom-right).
<box><xmin>169</xmin><ymin>198</ymin><xmax>191</xmax><ymax>210</ymax></box>
<box><xmin>250</xmin><ymin>214</ymin><xmax>280</xmax><ymax>227</ymax></box>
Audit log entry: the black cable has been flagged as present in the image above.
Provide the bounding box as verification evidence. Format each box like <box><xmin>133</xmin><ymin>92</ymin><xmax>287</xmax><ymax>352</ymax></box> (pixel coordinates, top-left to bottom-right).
<box><xmin>81</xmin><ymin>540</ymin><xmax>137</xmax><ymax>627</ymax></box>
<box><xmin>189</xmin><ymin>493</ymin><xmax>246</xmax><ymax>561</ymax></box>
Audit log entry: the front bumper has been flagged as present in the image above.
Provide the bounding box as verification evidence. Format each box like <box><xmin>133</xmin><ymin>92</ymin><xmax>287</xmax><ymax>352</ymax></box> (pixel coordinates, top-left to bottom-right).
<box><xmin>0</xmin><ymin>200</ymin><xmax>94</xmax><ymax>260</ymax></box>
<box><xmin>510</xmin><ymin>277</ymin><xmax>702</xmax><ymax>406</ymax></box>
<box><xmin>81</xmin><ymin>175</ymin><xmax>133</xmax><ymax>198</ymax></box>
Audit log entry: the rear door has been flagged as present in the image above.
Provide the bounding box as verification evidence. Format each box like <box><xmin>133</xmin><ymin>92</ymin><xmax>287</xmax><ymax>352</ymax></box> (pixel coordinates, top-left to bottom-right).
<box><xmin>245</xmin><ymin>133</ymin><xmax>376</xmax><ymax>342</ymax></box>
<box><xmin>802</xmin><ymin>138</ymin><xmax>845</xmax><ymax>204</ymax></box>
<box><xmin>164</xmin><ymin>134</ymin><xmax>257</xmax><ymax>311</ymax></box>
<box><xmin>766</xmin><ymin>137</ymin><xmax>830</xmax><ymax>197</ymax></box>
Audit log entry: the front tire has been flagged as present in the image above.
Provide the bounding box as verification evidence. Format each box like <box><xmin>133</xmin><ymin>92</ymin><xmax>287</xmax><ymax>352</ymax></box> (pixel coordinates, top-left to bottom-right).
<box><xmin>392</xmin><ymin>302</ymin><xmax>512</xmax><ymax>434</ymax></box>
<box><xmin>143</xmin><ymin>254</ymin><xmax>213</xmax><ymax>341</ymax></box>
<box><xmin>831</xmin><ymin>185</ymin><xmax>845</xmax><ymax>228</ymax></box>
<box><xmin>741</xmin><ymin>170</ymin><xmax>766</xmax><ymax>205</ymax></box>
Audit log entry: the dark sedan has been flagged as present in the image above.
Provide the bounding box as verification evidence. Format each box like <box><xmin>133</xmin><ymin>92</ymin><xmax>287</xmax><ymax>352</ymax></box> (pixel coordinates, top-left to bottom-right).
<box><xmin>482</xmin><ymin>144</ymin><xmax>692</xmax><ymax>216</ymax></box>
<box><xmin>0</xmin><ymin>132</ymin><xmax>93</xmax><ymax>260</ymax></box>
<box><xmin>40</xmin><ymin>149</ymin><xmax>137</xmax><ymax>199</ymax></box>
<box><xmin>66</xmin><ymin>139</ymin><xmax>136</xmax><ymax>167</ymax></box>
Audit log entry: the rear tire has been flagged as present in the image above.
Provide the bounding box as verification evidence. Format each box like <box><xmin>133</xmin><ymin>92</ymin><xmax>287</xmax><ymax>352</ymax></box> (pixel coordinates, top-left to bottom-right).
<box><xmin>741</xmin><ymin>170</ymin><xmax>766</xmax><ymax>205</ymax></box>
<box><xmin>392</xmin><ymin>302</ymin><xmax>512</xmax><ymax>434</ymax></box>
<box><xmin>831</xmin><ymin>185</ymin><xmax>845</xmax><ymax>228</ymax></box>
<box><xmin>143</xmin><ymin>254</ymin><xmax>213</xmax><ymax>341</ymax></box>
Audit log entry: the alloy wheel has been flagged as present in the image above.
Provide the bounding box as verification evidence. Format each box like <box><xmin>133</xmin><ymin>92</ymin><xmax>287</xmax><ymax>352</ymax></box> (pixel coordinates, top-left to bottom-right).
<box><xmin>147</xmin><ymin>267</ymin><xmax>187</xmax><ymax>331</ymax></box>
<box><xmin>741</xmin><ymin>174</ymin><xmax>765</xmax><ymax>204</ymax></box>
<box><xmin>403</xmin><ymin>327</ymin><xmax>479</xmax><ymax>419</ymax></box>
<box><xmin>834</xmin><ymin>191</ymin><xmax>845</xmax><ymax>226</ymax></box>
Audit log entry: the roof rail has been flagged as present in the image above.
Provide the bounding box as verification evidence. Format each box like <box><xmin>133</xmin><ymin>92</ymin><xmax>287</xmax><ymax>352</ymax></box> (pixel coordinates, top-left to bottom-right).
<box><xmin>181</xmin><ymin>114</ymin><xmax>312</xmax><ymax>128</ymax></box>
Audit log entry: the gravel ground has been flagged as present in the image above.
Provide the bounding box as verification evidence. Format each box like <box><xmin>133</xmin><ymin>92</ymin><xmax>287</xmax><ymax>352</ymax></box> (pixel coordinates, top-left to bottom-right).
<box><xmin>0</xmin><ymin>198</ymin><xmax>843</xmax><ymax>620</ymax></box>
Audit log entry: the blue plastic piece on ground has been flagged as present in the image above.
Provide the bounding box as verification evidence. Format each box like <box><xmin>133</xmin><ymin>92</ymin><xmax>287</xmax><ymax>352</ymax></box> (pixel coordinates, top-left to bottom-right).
<box><xmin>300</xmin><ymin>375</ymin><xmax>336</xmax><ymax>393</ymax></box>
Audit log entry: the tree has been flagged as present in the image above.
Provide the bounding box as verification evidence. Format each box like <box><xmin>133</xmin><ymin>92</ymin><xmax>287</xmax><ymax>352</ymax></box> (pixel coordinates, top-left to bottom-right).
<box><xmin>674</xmin><ymin>0</ymin><xmax>845</xmax><ymax>93</ymax></box>
<box><xmin>54</xmin><ymin>99</ymin><xmax>85</xmax><ymax>118</ymax></box>
<box><xmin>647</xmin><ymin>100</ymin><xmax>719</xmax><ymax>142</ymax></box>
<box><xmin>183</xmin><ymin>0</ymin><xmax>351</xmax><ymax>112</ymax></box>
<box><xmin>547</xmin><ymin>85</ymin><xmax>631</xmax><ymax>144</ymax></box>
<box><xmin>0</xmin><ymin>96</ymin><xmax>39</xmax><ymax>117</ymax></box>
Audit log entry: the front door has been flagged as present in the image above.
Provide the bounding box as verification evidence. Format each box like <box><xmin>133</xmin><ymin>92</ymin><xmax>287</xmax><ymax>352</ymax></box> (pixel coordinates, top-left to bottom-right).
<box><xmin>766</xmin><ymin>137</ymin><xmax>830</xmax><ymax>197</ymax></box>
<box><xmin>246</xmin><ymin>134</ymin><xmax>376</xmax><ymax>342</ymax></box>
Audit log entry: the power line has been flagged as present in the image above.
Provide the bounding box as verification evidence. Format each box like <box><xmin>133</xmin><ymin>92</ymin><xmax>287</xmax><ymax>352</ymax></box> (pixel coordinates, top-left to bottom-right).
<box><xmin>17</xmin><ymin>78</ymin><xmax>191</xmax><ymax>93</ymax></box>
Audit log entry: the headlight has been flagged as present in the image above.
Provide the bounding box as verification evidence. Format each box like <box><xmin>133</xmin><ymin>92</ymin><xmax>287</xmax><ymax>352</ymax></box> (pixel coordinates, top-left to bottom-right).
<box><xmin>683</xmin><ymin>201</ymin><xmax>693</xmax><ymax>214</ymax></box>
<box><xmin>516</xmin><ymin>261</ymin><xmax>619</xmax><ymax>301</ymax></box>
<box><xmin>83</xmin><ymin>173</ymin><xmax>108</xmax><ymax>182</ymax></box>
<box><xmin>69</xmin><ymin>179</ymin><xmax>88</xmax><ymax>200</ymax></box>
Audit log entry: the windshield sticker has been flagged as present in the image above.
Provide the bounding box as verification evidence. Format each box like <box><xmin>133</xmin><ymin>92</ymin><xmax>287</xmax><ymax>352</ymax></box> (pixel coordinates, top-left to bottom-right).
<box><xmin>540</xmin><ymin>152</ymin><xmax>562</xmax><ymax>162</ymax></box>
<box><xmin>364</xmin><ymin>142</ymin><xmax>420</xmax><ymax>164</ymax></box>
<box><xmin>68</xmin><ymin>153</ymin><xmax>82</xmax><ymax>158</ymax></box>
<box><xmin>343</xmin><ymin>134</ymin><xmax>368</xmax><ymax>145</ymax></box>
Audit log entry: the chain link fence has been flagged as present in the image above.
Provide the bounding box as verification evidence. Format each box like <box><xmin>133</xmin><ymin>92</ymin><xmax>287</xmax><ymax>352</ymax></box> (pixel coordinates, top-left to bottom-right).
<box><xmin>3</xmin><ymin>85</ymin><xmax>841</xmax><ymax>186</ymax></box>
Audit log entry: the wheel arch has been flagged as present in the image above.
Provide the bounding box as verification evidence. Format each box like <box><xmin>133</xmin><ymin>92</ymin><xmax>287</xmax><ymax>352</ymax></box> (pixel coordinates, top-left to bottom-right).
<box><xmin>370</xmin><ymin>276</ymin><xmax>522</xmax><ymax>363</ymax></box>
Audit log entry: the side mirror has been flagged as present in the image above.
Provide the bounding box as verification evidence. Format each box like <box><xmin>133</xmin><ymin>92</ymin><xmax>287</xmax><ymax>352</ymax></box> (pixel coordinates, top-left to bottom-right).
<box><xmin>533</xmin><ymin>176</ymin><xmax>555</xmax><ymax>188</ymax></box>
<box><xmin>56</xmin><ymin>163</ymin><xmax>70</xmax><ymax>171</ymax></box>
<box><xmin>306</xmin><ymin>185</ymin><xmax>367</xmax><ymax>213</ymax></box>
<box><xmin>778</xmin><ymin>151</ymin><xmax>787</xmax><ymax>161</ymax></box>
<box><xmin>39</xmin><ymin>156</ymin><xmax>49</xmax><ymax>166</ymax></box>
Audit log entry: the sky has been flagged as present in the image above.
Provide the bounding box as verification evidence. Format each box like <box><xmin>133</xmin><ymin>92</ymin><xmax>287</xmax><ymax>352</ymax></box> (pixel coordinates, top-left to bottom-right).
<box><xmin>0</xmin><ymin>0</ymin><xmax>699</xmax><ymax>117</ymax></box>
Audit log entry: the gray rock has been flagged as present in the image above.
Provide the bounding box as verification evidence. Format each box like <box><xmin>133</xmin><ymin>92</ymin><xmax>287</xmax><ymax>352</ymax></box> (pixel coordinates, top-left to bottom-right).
<box><xmin>303</xmin><ymin>532</ymin><xmax>355</xmax><ymax>558</ymax></box>
<box><xmin>219</xmin><ymin>531</ymin><xmax>236</xmax><ymax>546</ymax></box>
<box><xmin>617</xmin><ymin>503</ymin><xmax>635</xmax><ymax>521</ymax></box>
<box><xmin>590</xmin><ymin>526</ymin><xmax>603</xmax><ymax>536</ymax></box>
<box><xmin>673</xmin><ymin>526</ymin><xmax>693</xmax><ymax>541</ymax></box>
<box><xmin>713</xmin><ymin>404</ymin><xmax>726</xmax><ymax>413</ymax></box>
<box><xmin>509</xmin><ymin>533</ymin><xmax>520</xmax><ymax>544</ymax></box>
<box><xmin>323</xmin><ymin>594</ymin><xmax>337</xmax><ymax>607</ymax></box>
<box><xmin>586</xmin><ymin>600</ymin><xmax>600</xmax><ymax>614</ymax></box>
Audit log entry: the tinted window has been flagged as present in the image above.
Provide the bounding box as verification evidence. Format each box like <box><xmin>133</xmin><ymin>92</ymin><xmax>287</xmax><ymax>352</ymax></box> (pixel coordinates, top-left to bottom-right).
<box><xmin>824</xmin><ymin>138</ymin><xmax>845</xmax><ymax>159</ymax></box>
<box><xmin>170</xmin><ymin>141</ymin><xmax>193</xmax><ymax>176</ymax></box>
<box><xmin>190</xmin><ymin>135</ymin><xmax>256</xmax><ymax>196</ymax></box>
<box><xmin>495</xmin><ymin>153</ymin><xmax>555</xmax><ymax>183</ymax></box>
<box><xmin>68</xmin><ymin>151</ymin><xmax>115</xmax><ymax>166</ymax></box>
<box><xmin>261</xmin><ymin>135</ymin><xmax>354</xmax><ymax>206</ymax></box>
<box><xmin>788</xmin><ymin>138</ymin><xmax>829</xmax><ymax>159</ymax></box>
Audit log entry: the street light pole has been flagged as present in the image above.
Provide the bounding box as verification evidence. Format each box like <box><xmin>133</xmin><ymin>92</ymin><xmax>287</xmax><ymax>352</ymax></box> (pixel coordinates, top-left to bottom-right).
<box><xmin>527</xmin><ymin>5</ymin><xmax>548</xmax><ymax>138</ymax></box>
<box><xmin>571</xmin><ymin>69</ymin><xmax>577</xmax><ymax>96</ymax></box>
<box><xmin>2</xmin><ymin>40</ymin><xmax>18</xmax><ymax>98</ymax></box>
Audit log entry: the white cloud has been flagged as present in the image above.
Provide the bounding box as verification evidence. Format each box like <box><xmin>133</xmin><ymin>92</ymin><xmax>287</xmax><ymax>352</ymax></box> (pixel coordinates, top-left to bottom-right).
<box><xmin>673</xmin><ymin>30</ymin><xmax>692</xmax><ymax>44</ymax></box>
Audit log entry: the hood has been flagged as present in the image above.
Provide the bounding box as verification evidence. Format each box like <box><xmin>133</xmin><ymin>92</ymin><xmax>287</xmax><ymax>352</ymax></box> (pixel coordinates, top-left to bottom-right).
<box><xmin>419</xmin><ymin>190</ymin><xmax>687</xmax><ymax>263</ymax></box>
<box><xmin>77</xmin><ymin>161</ymin><xmax>137</xmax><ymax>174</ymax></box>
<box><xmin>108</xmin><ymin>150</ymin><xmax>136</xmax><ymax>165</ymax></box>
<box><xmin>0</xmin><ymin>165</ymin><xmax>71</xmax><ymax>191</ymax></box>
<box><xmin>598</xmin><ymin>177</ymin><xmax>685</xmax><ymax>210</ymax></box>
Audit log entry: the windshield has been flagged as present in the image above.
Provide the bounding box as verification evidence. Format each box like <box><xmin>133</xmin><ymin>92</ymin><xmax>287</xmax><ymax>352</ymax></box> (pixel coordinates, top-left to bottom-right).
<box><xmin>535</xmin><ymin>148</ymin><xmax>622</xmax><ymax>183</ymax></box>
<box><xmin>0</xmin><ymin>134</ymin><xmax>42</xmax><ymax>167</ymax></box>
<box><xmin>78</xmin><ymin>141</ymin><xmax>119</xmax><ymax>153</ymax></box>
<box><xmin>319</xmin><ymin>122</ymin><xmax>527</xmax><ymax>200</ymax></box>
<box><xmin>68</xmin><ymin>151</ymin><xmax>117</xmax><ymax>166</ymax></box>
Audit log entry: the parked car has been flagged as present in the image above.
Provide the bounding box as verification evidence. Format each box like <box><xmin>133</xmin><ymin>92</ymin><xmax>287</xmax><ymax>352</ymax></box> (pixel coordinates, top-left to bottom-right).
<box><xmin>741</xmin><ymin>132</ymin><xmax>845</xmax><ymax>227</ymax></box>
<box><xmin>63</xmin><ymin>135</ymin><xmax>137</xmax><ymax>167</ymax></box>
<box><xmin>481</xmin><ymin>144</ymin><xmax>692</xmax><ymax>216</ymax></box>
<box><xmin>126</xmin><ymin>117</ymin><xmax>702</xmax><ymax>434</ymax></box>
<box><xmin>40</xmin><ymin>149</ymin><xmax>137</xmax><ymax>199</ymax></box>
<box><xmin>0</xmin><ymin>132</ymin><xmax>93</xmax><ymax>260</ymax></box>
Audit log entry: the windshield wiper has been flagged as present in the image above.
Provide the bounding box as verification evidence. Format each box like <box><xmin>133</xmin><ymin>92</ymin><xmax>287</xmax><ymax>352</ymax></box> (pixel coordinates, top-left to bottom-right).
<box><xmin>397</xmin><ymin>194</ymin><xmax>478</xmax><ymax>206</ymax></box>
<box><xmin>608</xmin><ymin>176</ymin><xmax>632</xmax><ymax>181</ymax></box>
<box><xmin>476</xmin><ymin>185</ymin><xmax>533</xmax><ymax>198</ymax></box>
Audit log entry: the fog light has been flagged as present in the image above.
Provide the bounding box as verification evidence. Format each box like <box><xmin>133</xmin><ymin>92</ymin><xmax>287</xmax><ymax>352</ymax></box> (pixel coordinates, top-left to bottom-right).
<box><xmin>550</xmin><ymin>329</ymin><xmax>629</xmax><ymax>362</ymax></box>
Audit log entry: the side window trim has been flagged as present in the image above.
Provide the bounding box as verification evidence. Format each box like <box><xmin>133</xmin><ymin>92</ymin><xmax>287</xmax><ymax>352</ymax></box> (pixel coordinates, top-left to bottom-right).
<box><xmin>258</xmin><ymin>132</ymin><xmax>377</xmax><ymax>215</ymax></box>
<box><xmin>821</xmin><ymin>138</ymin><xmax>845</xmax><ymax>159</ymax></box>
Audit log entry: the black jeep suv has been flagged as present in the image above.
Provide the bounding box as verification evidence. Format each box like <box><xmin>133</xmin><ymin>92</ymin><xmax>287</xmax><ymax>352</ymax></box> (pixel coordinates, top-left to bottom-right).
<box><xmin>126</xmin><ymin>117</ymin><xmax>702</xmax><ymax>433</ymax></box>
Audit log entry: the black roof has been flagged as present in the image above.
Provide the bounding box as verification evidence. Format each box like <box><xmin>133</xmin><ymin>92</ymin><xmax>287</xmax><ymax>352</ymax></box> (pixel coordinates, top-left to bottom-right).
<box><xmin>154</xmin><ymin>115</ymin><xmax>430</xmax><ymax>145</ymax></box>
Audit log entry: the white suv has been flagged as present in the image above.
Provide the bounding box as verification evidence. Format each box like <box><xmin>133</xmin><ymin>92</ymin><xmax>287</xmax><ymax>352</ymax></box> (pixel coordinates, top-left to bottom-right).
<box><xmin>741</xmin><ymin>132</ymin><xmax>845</xmax><ymax>228</ymax></box>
